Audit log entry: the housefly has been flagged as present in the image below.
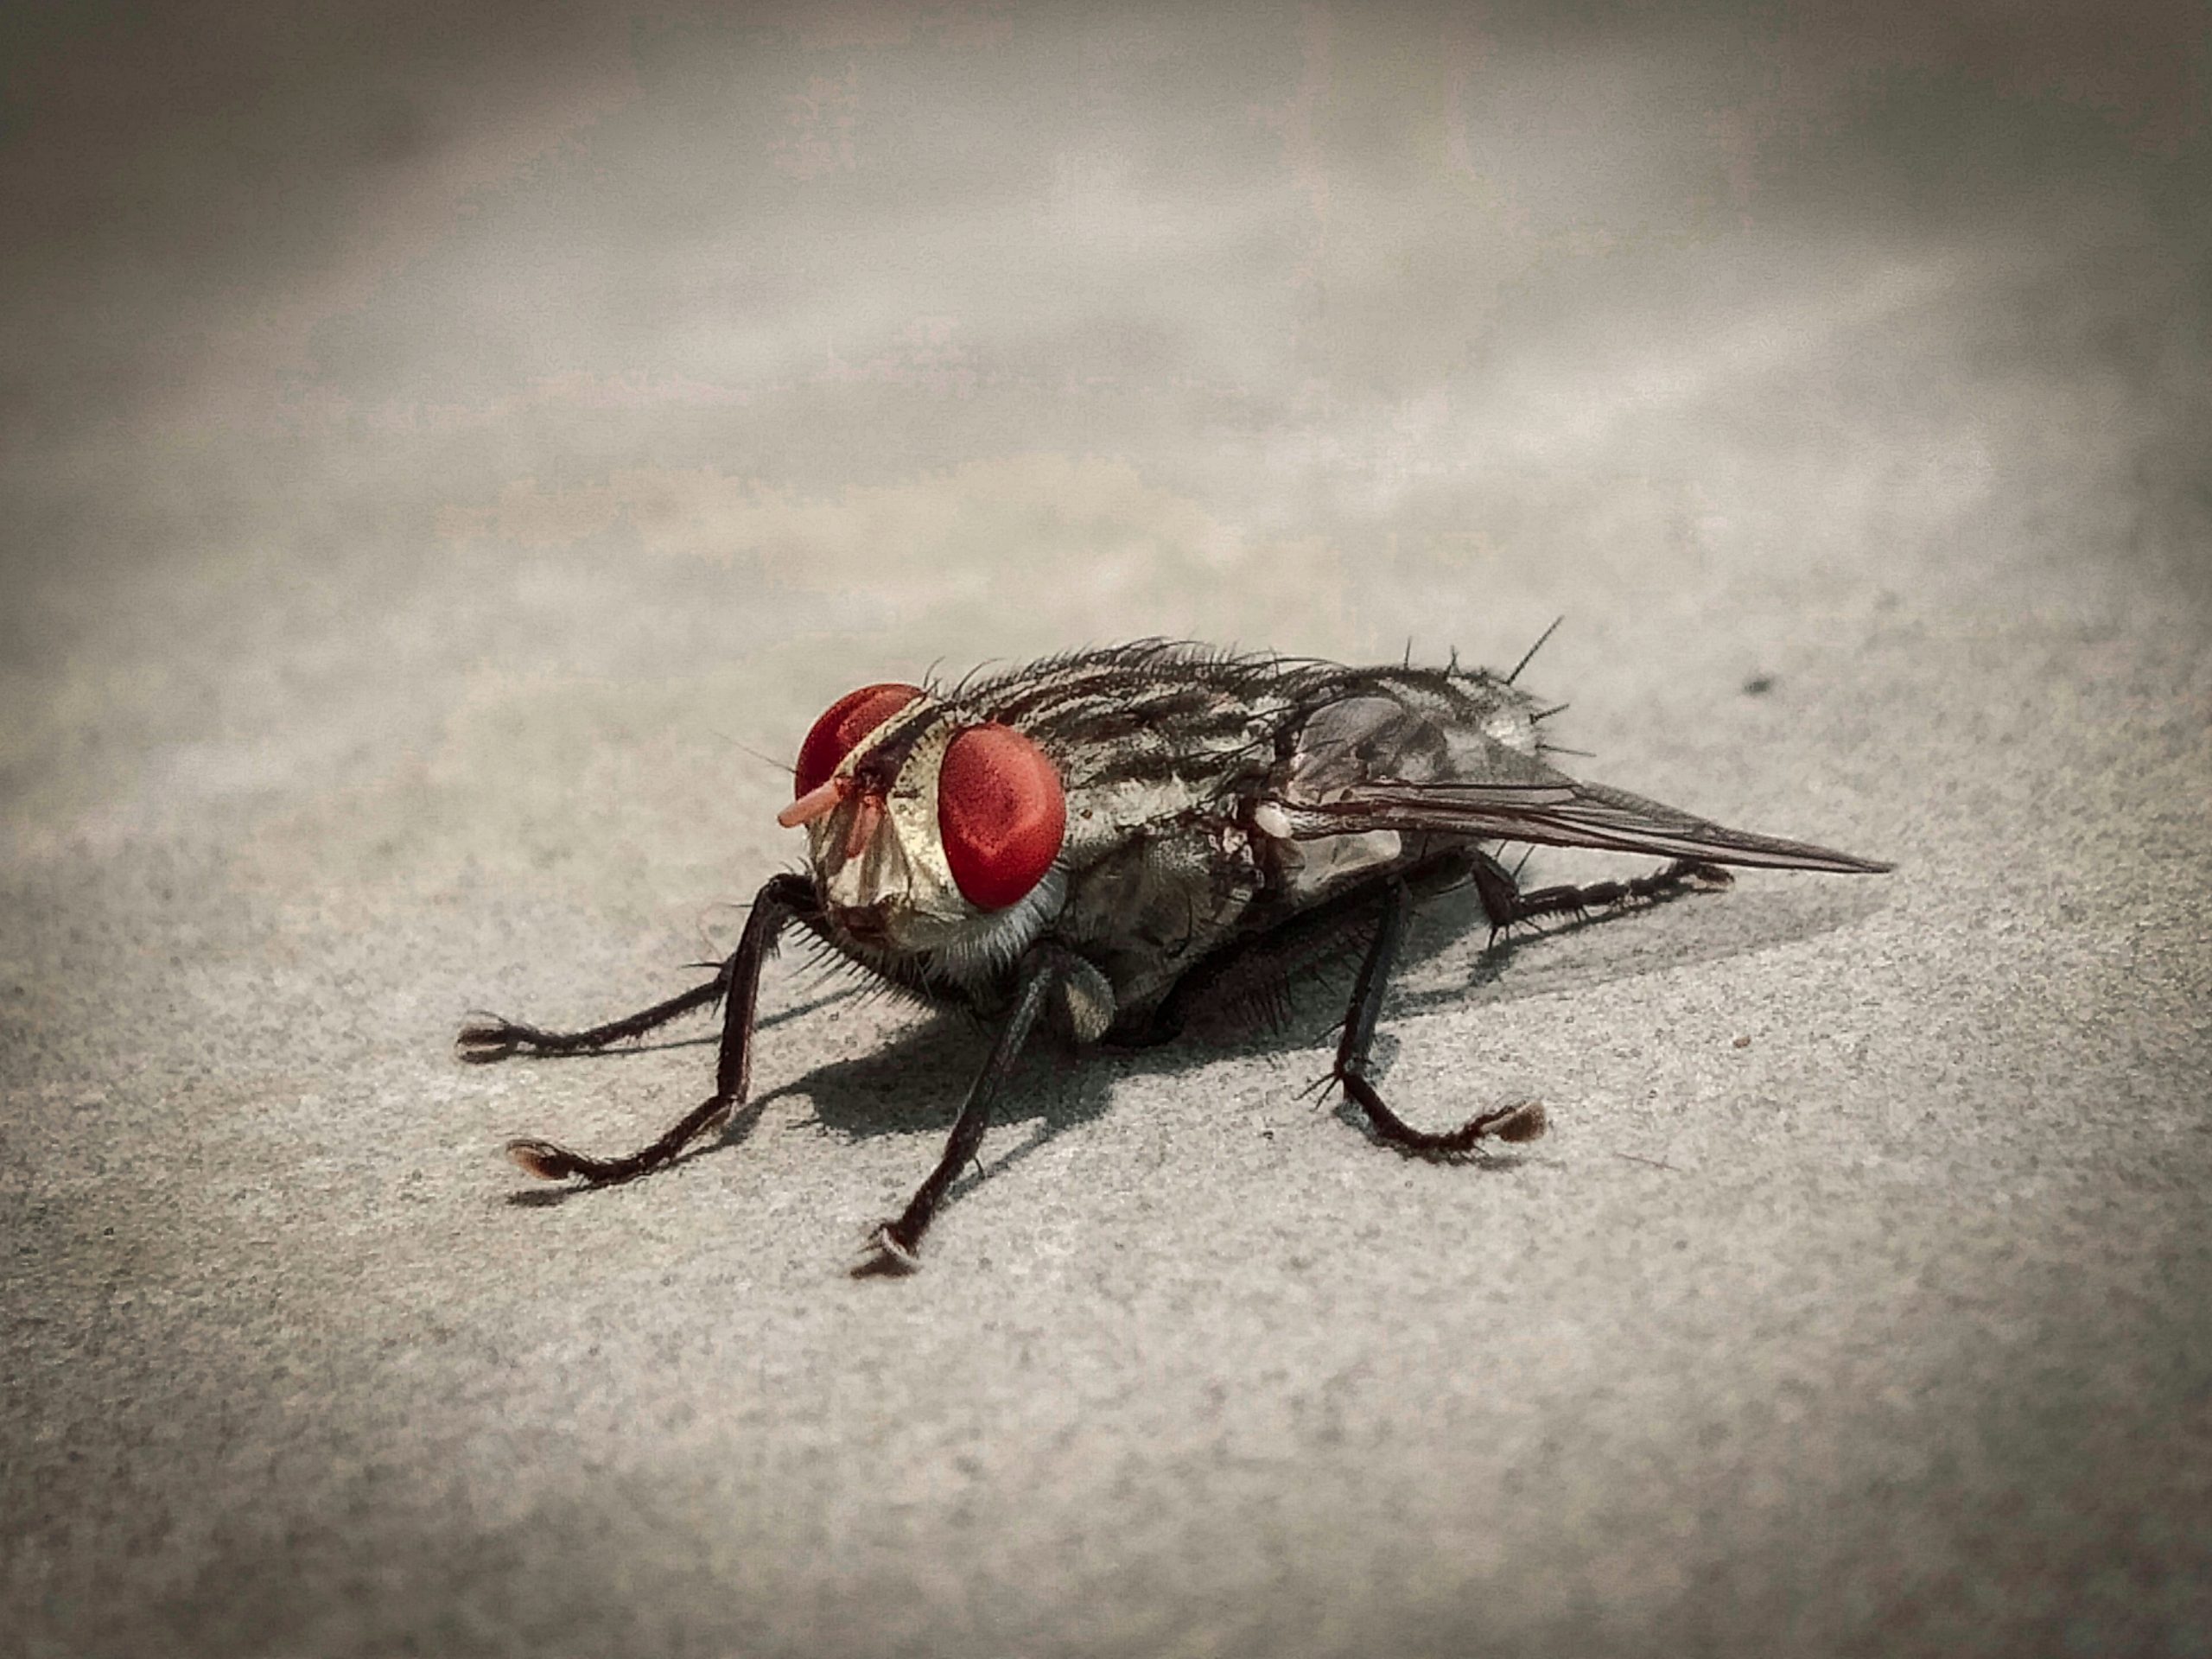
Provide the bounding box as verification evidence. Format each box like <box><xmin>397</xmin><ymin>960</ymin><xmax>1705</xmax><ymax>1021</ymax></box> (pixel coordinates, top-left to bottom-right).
<box><xmin>460</xmin><ymin>639</ymin><xmax>1889</xmax><ymax>1273</ymax></box>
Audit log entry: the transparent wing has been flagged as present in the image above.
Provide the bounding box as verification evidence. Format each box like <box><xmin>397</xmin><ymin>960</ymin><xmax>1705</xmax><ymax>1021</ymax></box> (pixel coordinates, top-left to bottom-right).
<box><xmin>1271</xmin><ymin>692</ymin><xmax>1891</xmax><ymax>875</ymax></box>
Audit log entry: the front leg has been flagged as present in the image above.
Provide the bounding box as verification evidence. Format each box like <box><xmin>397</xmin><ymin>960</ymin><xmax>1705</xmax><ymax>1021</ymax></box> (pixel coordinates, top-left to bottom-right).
<box><xmin>858</xmin><ymin>942</ymin><xmax>1078</xmax><ymax>1275</ymax></box>
<box><xmin>503</xmin><ymin>873</ymin><xmax>818</xmax><ymax>1185</ymax></box>
<box><xmin>457</xmin><ymin>974</ymin><xmax>729</xmax><ymax>1064</ymax></box>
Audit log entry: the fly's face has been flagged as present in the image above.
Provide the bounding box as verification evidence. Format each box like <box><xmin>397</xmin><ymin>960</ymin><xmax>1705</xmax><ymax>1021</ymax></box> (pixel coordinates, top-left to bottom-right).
<box><xmin>778</xmin><ymin>683</ymin><xmax>1069</xmax><ymax>969</ymax></box>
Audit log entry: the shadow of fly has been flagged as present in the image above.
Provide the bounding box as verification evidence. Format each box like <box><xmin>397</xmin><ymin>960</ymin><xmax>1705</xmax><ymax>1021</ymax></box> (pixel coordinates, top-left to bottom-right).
<box><xmin>459</xmin><ymin>638</ymin><xmax>1889</xmax><ymax>1274</ymax></box>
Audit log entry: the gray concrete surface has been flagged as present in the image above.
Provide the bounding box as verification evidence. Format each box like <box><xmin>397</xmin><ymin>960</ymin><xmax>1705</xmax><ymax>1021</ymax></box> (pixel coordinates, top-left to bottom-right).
<box><xmin>4</xmin><ymin>4</ymin><xmax>2209</xmax><ymax>1655</ymax></box>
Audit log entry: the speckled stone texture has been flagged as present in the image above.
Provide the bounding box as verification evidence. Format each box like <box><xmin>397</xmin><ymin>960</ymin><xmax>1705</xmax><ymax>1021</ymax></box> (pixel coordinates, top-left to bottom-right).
<box><xmin>4</xmin><ymin>5</ymin><xmax>2208</xmax><ymax>1656</ymax></box>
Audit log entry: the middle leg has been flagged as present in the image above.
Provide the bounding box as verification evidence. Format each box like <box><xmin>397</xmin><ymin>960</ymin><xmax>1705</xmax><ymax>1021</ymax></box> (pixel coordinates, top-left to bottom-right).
<box><xmin>858</xmin><ymin>944</ymin><xmax>1076</xmax><ymax>1274</ymax></box>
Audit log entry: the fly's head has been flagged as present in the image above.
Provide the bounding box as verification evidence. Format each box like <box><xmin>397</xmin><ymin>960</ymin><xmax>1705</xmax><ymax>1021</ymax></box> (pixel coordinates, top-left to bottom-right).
<box><xmin>778</xmin><ymin>683</ymin><xmax>1068</xmax><ymax>975</ymax></box>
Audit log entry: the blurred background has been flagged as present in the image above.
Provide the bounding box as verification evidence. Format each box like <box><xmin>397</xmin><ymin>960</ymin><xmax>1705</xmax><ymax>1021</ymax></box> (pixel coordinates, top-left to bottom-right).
<box><xmin>3</xmin><ymin>3</ymin><xmax>2207</xmax><ymax>1656</ymax></box>
<box><xmin>6</xmin><ymin>1</ymin><xmax>2202</xmax><ymax>773</ymax></box>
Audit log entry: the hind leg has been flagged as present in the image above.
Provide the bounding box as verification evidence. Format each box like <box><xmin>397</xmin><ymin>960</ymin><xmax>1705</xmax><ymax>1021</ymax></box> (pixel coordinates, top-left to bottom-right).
<box><xmin>1470</xmin><ymin>850</ymin><xmax>1732</xmax><ymax>944</ymax></box>
<box><xmin>1331</xmin><ymin>875</ymin><xmax>1548</xmax><ymax>1157</ymax></box>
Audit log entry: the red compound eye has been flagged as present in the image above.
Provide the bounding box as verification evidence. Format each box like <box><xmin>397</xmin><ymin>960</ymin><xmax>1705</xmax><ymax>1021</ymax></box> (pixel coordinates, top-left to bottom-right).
<box><xmin>792</xmin><ymin>683</ymin><xmax>922</xmax><ymax>798</ymax></box>
<box><xmin>937</xmin><ymin>724</ymin><xmax>1065</xmax><ymax>910</ymax></box>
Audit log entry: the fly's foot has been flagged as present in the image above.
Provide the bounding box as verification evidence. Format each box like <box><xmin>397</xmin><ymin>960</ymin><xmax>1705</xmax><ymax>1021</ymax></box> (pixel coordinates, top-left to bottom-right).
<box><xmin>1335</xmin><ymin>1066</ymin><xmax>1547</xmax><ymax>1160</ymax></box>
<box><xmin>505</xmin><ymin>1137</ymin><xmax>599</xmax><ymax>1181</ymax></box>
<box><xmin>1476</xmin><ymin>1099</ymin><xmax>1548</xmax><ymax>1143</ymax></box>
<box><xmin>504</xmin><ymin>1093</ymin><xmax>736</xmax><ymax>1186</ymax></box>
<box><xmin>853</xmin><ymin>1222</ymin><xmax>923</xmax><ymax>1278</ymax></box>
<box><xmin>1389</xmin><ymin>1099</ymin><xmax>1548</xmax><ymax>1161</ymax></box>
<box><xmin>457</xmin><ymin>1015</ymin><xmax>531</xmax><ymax>1063</ymax></box>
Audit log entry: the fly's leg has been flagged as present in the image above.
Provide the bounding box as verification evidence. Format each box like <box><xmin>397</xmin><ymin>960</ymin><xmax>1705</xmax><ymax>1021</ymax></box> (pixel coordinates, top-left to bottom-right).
<box><xmin>858</xmin><ymin>944</ymin><xmax>1072</xmax><ymax>1275</ymax></box>
<box><xmin>1471</xmin><ymin>852</ymin><xmax>1732</xmax><ymax>944</ymax></box>
<box><xmin>1333</xmin><ymin>877</ymin><xmax>1548</xmax><ymax>1157</ymax></box>
<box><xmin>500</xmin><ymin>873</ymin><xmax>817</xmax><ymax>1185</ymax></box>
<box><xmin>1133</xmin><ymin>851</ymin><xmax>1476</xmax><ymax>1046</ymax></box>
<box><xmin>457</xmin><ymin>975</ymin><xmax>729</xmax><ymax>1063</ymax></box>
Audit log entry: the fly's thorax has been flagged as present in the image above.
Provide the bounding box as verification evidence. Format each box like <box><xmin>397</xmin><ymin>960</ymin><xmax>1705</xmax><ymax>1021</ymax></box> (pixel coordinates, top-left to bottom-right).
<box><xmin>1059</xmin><ymin>771</ymin><xmax>1227</xmax><ymax>860</ymax></box>
<box><xmin>1469</xmin><ymin>683</ymin><xmax>1541</xmax><ymax>758</ymax></box>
